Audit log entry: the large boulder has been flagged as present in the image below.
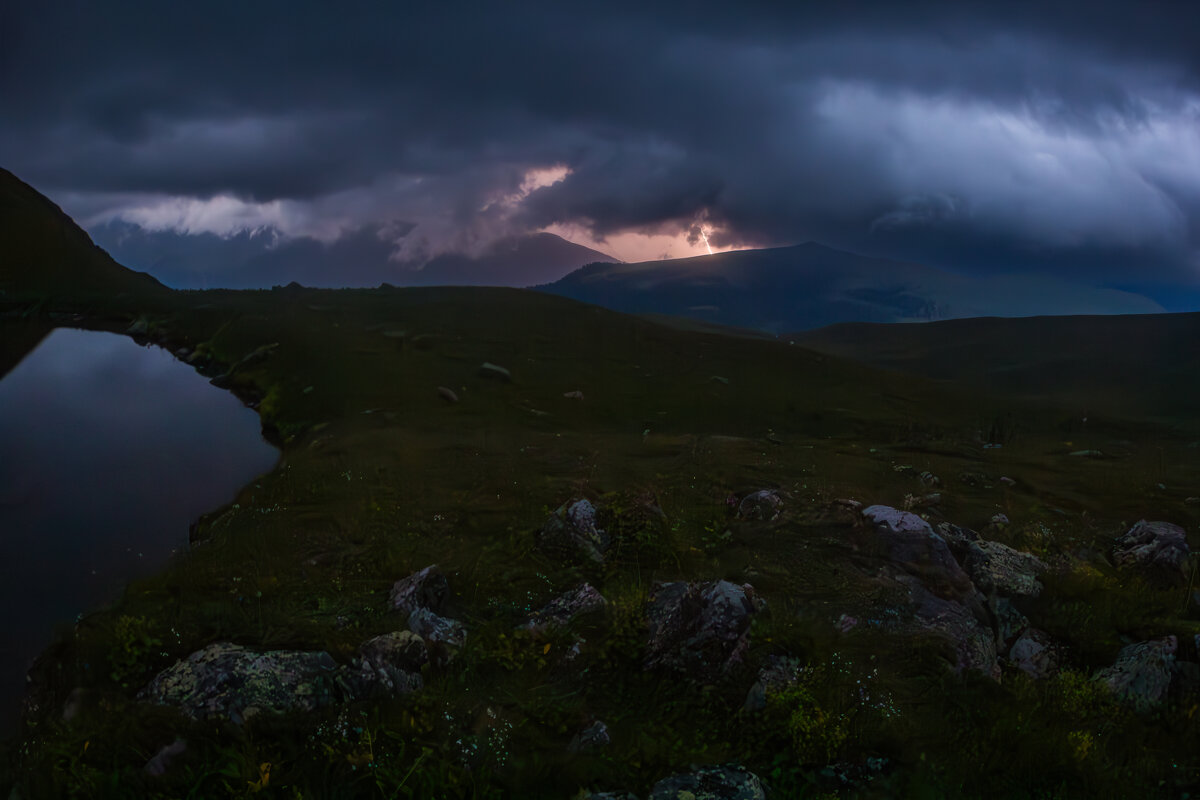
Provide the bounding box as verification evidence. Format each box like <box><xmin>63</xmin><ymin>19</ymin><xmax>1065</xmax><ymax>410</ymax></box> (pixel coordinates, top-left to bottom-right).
<box><xmin>1112</xmin><ymin>521</ymin><xmax>1190</xmax><ymax>587</ymax></box>
<box><xmin>893</xmin><ymin>576</ymin><xmax>999</xmax><ymax>679</ymax></box>
<box><xmin>537</xmin><ymin>499</ymin><xmax>611</xmax><ymax>564</ymax></box>
<box><xmin>408</xmin><ymin>608</ymin><xmax>468</xmax><ymax>664</ymax></box>
<box><xmin>648</xmin><ymin>764</ymin><xmax>767</xmax><ymax>800</ymax></box>
<box><xmin>522</xmin><ymin>584</ymin><xmax>607</xmax><ymax>633</ymax></box>
<box><xmin>138</xmin><ymin>642</ymin><xmax>343</xmax><ymax>722</ymax></box>
<box><xmin>644</xmin><ymin>581</ymin><xmax>760</xmax><ymax>682</ymax></box>
<box><xmin>861</xmin><ymin>506</ymin><xmax>976</xmax><ymax>602</ymax></box>
<box><xmin>1093</xmin><ymin>635</ymin><xmax>1177</xmax><ymax>711</ymax></box>
<box><xmin>389</xmin><ymin>564</ymin><xmax>449</xmax><ymax>615</ymax></box>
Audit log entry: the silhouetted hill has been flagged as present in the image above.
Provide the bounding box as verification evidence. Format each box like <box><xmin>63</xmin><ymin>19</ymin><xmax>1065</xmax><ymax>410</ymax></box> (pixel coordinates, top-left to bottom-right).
<box><xmin>89</xmin><ymin>221</ymin><xmax>616</xmax><ymax>289</ymax></box>
<box><xmin>794</xmin><ymin>312</ymin><xmax>1200</xmax><ymax>424</ymax></box>
<box><xmin>0</xmin><ymin>168</ymin><xmax>165</xmax><ymax>301</ymax></box>
<box><xmin>538</xmin><ymin>242</ymin><xmax>1162</xmax><ymax>332</ymax></box>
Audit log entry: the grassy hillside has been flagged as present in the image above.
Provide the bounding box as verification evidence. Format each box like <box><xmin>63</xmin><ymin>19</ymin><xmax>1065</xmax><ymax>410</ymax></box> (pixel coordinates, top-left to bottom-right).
<box><xmin>0</xmin><ymin>168</ymin><xmax>166</xmax><ymax>304</ymax></box>
<box><xmin>795</xmin><ymin>313</ymin><xmax>1200</xmax><ymax>428</ymax></box>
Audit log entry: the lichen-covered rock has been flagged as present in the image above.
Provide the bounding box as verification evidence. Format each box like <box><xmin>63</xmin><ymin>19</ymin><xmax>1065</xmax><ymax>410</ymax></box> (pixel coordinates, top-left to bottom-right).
<box><xmin>1112</xmin><ymin>521</ymin><xmax>1190</xmax><ymax>587</ymax></box>
<box><xmin>568</xmin><ymin>720</ymin><xmax>611</xmax><ymax>753</ymax></box>
<box><xmin>537</xmin><ymin>499</ymin><xmax>611</xmax><ymax>564</ymax></box>
<box><xmin>408</xmin><ymin>608</ymin><xmax>467</xmax><ymax>664</ymax></box>
<box><xmin>645</xmin><ymin>580</ymin><xmax>760</xmax><ymax>682</ymax></box>
<box><xmin>736</xmin><ymin>490</ymin><xmax>783</xmax><ymax>521</ymax></box>
<box><xmin>138</xmin><ymin>642</ymin><xmax>343</xmax><ymax>722</ymax></box>
<box><xmin>1094</xmin><ymin>636</ymin><xmax>1177</xmax><ymax>711</ymax></box>
<box><xmin>993</xmin><ymin>597</ymin><xmax>1030</xmax><ymax>648</ymax></box>
<box><xmin>648</xmin><ymin>764</ymin><xmax>767</xmax><ymax>800</ymax></box>
<box><xmin>523</xmin><ymin>584</ymin><xmax>607</xmax><ymax>633</ymax></box>
<box><xmin>344</xmin><ymin>631</ymin><xmax>427</xmax><ymax>698</ymax></box>
<box><xmin>974</xmin><ymin>540</ymin><xmax>1048</xmax><ymax>599</ymax></box>
<box><xmin>861</xmin><ymin>506</ymin><xmax>975</xmax><ymax>602</ymax></box>
<box><xmin>1006</xmin><ymin>627</ymin><xmax>1059</xmax><ymax>679</ymax></box>
<box><xmin>389</xmin><ymin>564</ymin><xmax>449</xmax><ymax>615</ymax></box>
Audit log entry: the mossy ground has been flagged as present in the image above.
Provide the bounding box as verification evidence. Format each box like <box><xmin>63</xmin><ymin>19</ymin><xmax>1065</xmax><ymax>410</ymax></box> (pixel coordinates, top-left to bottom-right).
<box><xmin>2</xmin><ymin>286</ymin><xmax>1199</xmax><ymax>798</ymax></box>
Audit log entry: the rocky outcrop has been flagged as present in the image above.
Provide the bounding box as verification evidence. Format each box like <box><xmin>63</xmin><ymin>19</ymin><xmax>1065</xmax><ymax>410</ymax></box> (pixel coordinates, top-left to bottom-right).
<box><xmin>536</xmin><ymin>499</ymin><xmax>611</xmax><ymax>564</ymax></box>
<box><xmin>974</xmin><ymin>540</ymin><xmax>1048</xmax><ymax>599</ymax></box>
<box><xmin>1094</xmin><ymin>636</ymin><xmax>1177</xmax><ymax>711</ymax></box>
<box><xmin>408</xmin><ymin>608</ymin><xmax>467</xmax><ymax>664</ymax></box>
<box><xmin>861</xmin><ymin>506</ymin><xmax>976</xmax><ymax>603</ymax></box>
<box><xmin>344</xmin><ymin>631</ymin><xmax>427</xmax><ymax>698</ymax></box>
<box><xmin>644</xmin><ymin>580</ymin><xmax>761</xmax><ymax>682</ymax></box>
<box><xmin>1006</xmin><ymin>628</ymin><xmax>1060</xmax><ymax>679</ymax></box>
<box><xmin>648</xmin><ymin>764</ymin><xmax>767</xmax><ymax>800</ymax></box>
<box><xmin>893</xmin><ymin>575</ymin><xmax>999</xmax><ymax>678</ymax></box>
<box><xmin>1112</xmin><ymin>521</ymin><xmax>1190</xmax><ymax>587</ymax></box>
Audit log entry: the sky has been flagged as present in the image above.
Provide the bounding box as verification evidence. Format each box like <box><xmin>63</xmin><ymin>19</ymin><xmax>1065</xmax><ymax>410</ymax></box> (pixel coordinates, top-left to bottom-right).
<box><xmin>4</xmin><ymin>1</ymin><xmax>1200</xmax><ymax>298</ymax></box>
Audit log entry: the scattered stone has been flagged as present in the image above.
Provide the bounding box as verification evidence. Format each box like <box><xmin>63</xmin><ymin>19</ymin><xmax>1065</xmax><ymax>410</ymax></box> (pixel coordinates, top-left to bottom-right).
<box><xmin>919</xmin><ymin>471</ymin><xmax>941</xmax><ymax>487</ymax></box>
<box><xmin>479</xmin><ymin>362</ymin><xmax>511</xmax><ymax>382</ymax></box>
<box><xmin>144</xmin><ymin>738</ymin><xmax>187</xmax><ymax>777</ymax></box>
<box><xmin>408</xmin><ymin>609</ymin><xmax>467</xmax><ymax>663</ymax></box>
<box><xmin>389</xmin><ymin>565</ymin><xmax>449</xmax><ymax>615</ymax></box>
<box><xmin>833</xmin><ymin>498</ymin><xmax>862</xmax><ymax>512</ymax></box>
<box><xmin>645</xmin><ymin>580</ymin><xmax>761</xmax><ymax>682</ymax></box>
<box><xmin>903</xmin><ymin>492</ymin><xmax>942</xmax><ymax>510</ymax></box>
<box><xmin>568</xmin><ymin>720</ymin><xmax>611</xmax><ymax>753</ymax></box>
<box><xmin>892</xmin><ymin>464</ymin><xmax>916</xmax><ymax>475</ymax></box>
<box><xmin>743</xmin><ymin>655</ymin><xmax>805</xmax><ymax>712</ymax></box>
<box><xmin>860</xmin><ymin>505</ymin><xmax>976</xmax><ymax>603</ymax></box>
<box><xmin>126</xmin><ymin>318</ymin><xmax>150</xmax><ymax>336</ymax></box>
<box><xmin>1094</xmin><ymin>636</ymin><xmax>1177</xmax><ymax>711</ymax></box>
<box><xmin>836</xmin><ymin>614</ymin><xmax>859</xmax><ymax>633</ymax></box>
<box><xmin>737</xmin><ymin>489</ymin><xmax>783</xmax><ymax>521</ymax></box>
<box><xmin>1186</xmin><ymin>497</ymin><xmax>1200</xmax><ymax>505</ymax></box>
<box><xmin>1068</xmin><ymin>449</ymin><xmax>1104</xmax><ymax>458</ymax></box>
<box><xmin>993</xmin><ymin>597</ymin><xmax>1030</xmax><ymax>648</ymax></box>
<box><xmin>522</xmin><ymin>584</ymin><xmax>607</xmax><ymax>633</ymax></box>
<box><xmin>1006</xmin><ymin>628</ymin><xmax>1060</xmax><ymax>679</ymax></box>
<box><xmin>709</xmin><ymin>375</ymin><xmax>730</xmax><ymax>385</ymax></box>
<box><xmin>1112</xmin><ymin>520</ymin><xmax>1191</xmax><ymax>587</ymax></box>
<box><xmin>648</xmin><ymin>764</ymin><xmax>767</xmax><ymax>800</ymax></box>
<box><xmin>536</xmin><ymin>499</ymin><xmax>611</xmax><ymax>564</ymax></box>
<box><xmin>345</xmin><ymin>631</ymin><xmax>427</xmax><ymax>697</ymax></box>
<box><xmin>563</xmin><ymin>390</ymin><xmax>585</xmax><ymax>400</ymax></box>
<box><xmin>437</xmin><ymin>386</ymin><xmax>459</xmax><ymax>403</ymax></box>
<box><xmin>990</xmin><ymin>513</ymin><xmax>1010</xmax><ymax>527</ymax></box>
<box><xmin>999</xmin><ymin>476</ymin><xmax>1016</xmax><ymax>487</ymax></box>
<box><xmin>138</xmin><ymin>642</ymin><xmax>343</xmax><ymax>722</ymax></box>
<box><xmin>959</xmin><ymin>471</ymin><xmax>988</xmax><ymax>486</ymax></box>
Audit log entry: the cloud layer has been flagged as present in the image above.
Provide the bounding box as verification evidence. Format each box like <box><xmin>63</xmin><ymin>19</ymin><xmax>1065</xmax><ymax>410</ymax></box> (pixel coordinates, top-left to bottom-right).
<box><xmin>4</xmin><ymin>1</ymin><xmax>1200</xmax><ymax>285</ymax></box>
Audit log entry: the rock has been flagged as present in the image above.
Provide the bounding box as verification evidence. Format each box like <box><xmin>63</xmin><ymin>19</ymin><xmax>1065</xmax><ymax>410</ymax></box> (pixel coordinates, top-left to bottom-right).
<box><xmin>1093</xmin><ymin>636</ymin><xmax>1177</xmax><ymax>711</ymax></box>
<box><xmin>563</xmin><ymin>390</ymin><xmax>585</xmax><ymax>400</ymax></box>
<box><xmin>126</xmin><ymin>318</ymin><xmax>150</xmax><ymax>336</ymax></box>
<box><xmin>993</xmin><ymin>597</ymin><xmax>1030</xmax><ymax>648</ymax></box>
<box><xmin>61</xmin><ymin>687</ymin><xmax>91</xmax><ymax>722</ymax></box>
<box><xmin>1186</xmin><ymin>497</ymin><xmax>1200</xmax><ymax>505</ymax></box>
<box><xmin>581</xmin><ymin>793</ymin><xmax>639</xmax><ymax>800</ymax></box>
<box><xmin>437</xmin><ymin>386</ymin><xmax>459</xmax><ymax>403</ymax></box>
<box><xmin>737</xmin><ymin>490</ymin><xmax>783</xmax><ymax>521</ymax></box>
<box><xmin>479</xmin><ymin>362</ymin><xmax>511</xmax><ymax>382</ymax></box>
<box><xmin>389</xmin><ymin>565</ymin><xmax>450</xmax><ymax>615</ymax></box>
<box><xmin>644</xmin><ymin>580</ymin><xmax>760</xmax><ymax>682</ymax></box>
<box><xmin>522</xmin><ymin>584</ymin><xmax>607</xmax><ymax>633</ymax></box>
<box><xmin>138</xmin><ymin>642</ymin><xmax>343</xmax><ymax>722</ymax></box>
<box><xmin>860</xmin><ymin>506</ymin><xmax>976</xmax><ymax>603</ymax></box>
<box><xmin>1068</xmin><ymin>449</ymin><xmax>1104</xmax><ymax>458</ymax></box>
<box><xmin>833</xmin><ymin>498</ymin><xmax>862</xmax><ymax>512</ymax></box>
<box><xmin>894</xmin><ymin>575</ymin><xmax>999</xmax><ymax>679</ymax></box>
<box><xmin>919</xmin><ymin>471</ymin><xmax>941</xmax><ymax>487</ymax></box>
<box><xmin>1112</xmin><ymin>520</ymin><xmax>1190</xmax><ymax>587</ymax></box>
<box><xmin>408</xmin><ymin>608</ymin><xmax>467</xmax><ymax>663</ymax></box>
<box><xmin>568</xmin><ymin>720</ymin><xmax>611</xmax><ymax>753</ymax></box>
<box><xmin>648</xmin><ymin>764</ymin><xmax>767</xmax><ymax>800</ymax></box>
<box><xmin>958</xmin><ymin>471</ymin><xmax>988</xmax><ymax>487</ymax></box>
<box><xmin>999</xmin><ymin>476</ymin><xmax>1016</xmax><ymax>487</ymax></box>
<box><xmin>974</xmin><ymin>540</ymin><xmax>1048</xmax><ymax>599</ymax></box>
<box><xmin>345</xmin><ymin>631</ymin><xmax>427</xmax><ymax>697</ymax></box>
<box><xmin>989</xmin><ymin>513</ymin><xmax>1010</xmax><ymax>527</ymax></box>
<box><xmin>709</xmin><ymin>375</ymin><xmax>730</xmax><ymax>385</ymax></box>
<box><xmin>743</xmin><ymin>655</ymin><xmax>805</xmax><ymax>712</ymax></box>
<box><xmin>1006</xmin><ymin>628</ymin><xmax>1059</xmax><ymax>679</ymax></box>
<box><xmin>903</xmin><ymin>492</ymin><xmax>941</xmax><ymax>510</ymax></box>
<box><xmin>536</xmin><ymin>499</ymin><xmax>611</xmax><ymax>564</ymax></box>
<box><xmin>144</xmin><ymin>737</ymin><xmax>187</xmax><ymax>777</ymax></box>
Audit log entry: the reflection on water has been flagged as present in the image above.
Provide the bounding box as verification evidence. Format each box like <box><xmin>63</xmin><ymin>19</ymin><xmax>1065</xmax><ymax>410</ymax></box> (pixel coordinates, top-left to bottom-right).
<box><xmin>0</xmin><ymin>328</ymin><xmax>278</xmax><ymax>729</ymax></box>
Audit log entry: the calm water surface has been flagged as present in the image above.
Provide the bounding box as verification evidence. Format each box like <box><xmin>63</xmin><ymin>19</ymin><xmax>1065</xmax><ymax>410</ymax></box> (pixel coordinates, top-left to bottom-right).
<box><xmin>0</xmin><ymin>328</ymin><xmax>278</xmax><ymax>728</ymax></box>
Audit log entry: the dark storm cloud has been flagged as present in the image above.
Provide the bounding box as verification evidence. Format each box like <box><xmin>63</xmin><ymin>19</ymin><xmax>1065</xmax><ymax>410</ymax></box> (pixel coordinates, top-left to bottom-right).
<box><xmin>3</xmin><ymin>1</ymin><xmax>1200</xmax><ymax>282</ymax></box>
